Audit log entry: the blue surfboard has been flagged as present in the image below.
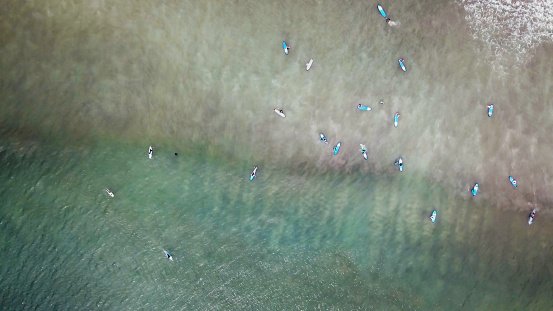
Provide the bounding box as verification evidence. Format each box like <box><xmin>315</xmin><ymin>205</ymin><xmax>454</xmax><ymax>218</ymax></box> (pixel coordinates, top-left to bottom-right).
<box><xmin>394</xmin><ymin>113</ymin><xmax>400</xmax><ymax>127</ymax></box>
<box><xmin>471</xmin><ymin>183</ymin><xmax>479</xmax><ymax>196</ymax></box>
<box><xmin>488</xmin><ymin>104</ymin><xmax>493</xmax><ymax>117</ymax></box>
<box><xmin>399</xmin><ymin>59</ymin><xmax>406</xmax><ymax>72</ymax></box>
<box><xmin>430</xmin><ymin>211</ymin><xmax>437</xmax><ymax>223</ymax></box>
<box><xmin>334</xmin><ymin>142</ymin><xmax>341</xmax><ymax>155</ymax></box>
<box><xmin>509</xmin><ymin>176</ymin><xmax>517</xmax><ymax>187</ymax></box>
<box><xmin>282</xmin><ymin>41</ymin><xmax>288</xmax><ymax>55</ymax></box>
<box><xmin>377</xmin><ymin>4</ymin><xmax>386</xmax><ymax>18</ymax></box>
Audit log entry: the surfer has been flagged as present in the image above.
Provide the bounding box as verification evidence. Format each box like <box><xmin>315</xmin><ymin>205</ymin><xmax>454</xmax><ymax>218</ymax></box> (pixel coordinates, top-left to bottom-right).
<box><xmin>274</xmin><ymin>108</ymin><xmax>286</xmax><ymax>118</ymax></box>
<box><xmin>487</xmin><ymin>104</ymin><xmax>494</xmax><ymax>117</ymax></box>
<box><xmin>357</xmin><ymin>104</ymin><xmax>371</xmax><ymax>111</ymax></box>
<box><xmin>529</xmin><ymin>209</ymin><xmax>536</xmax><ymax>225</ymax></box>
<box><xmin>148</xmin><ymin>146</ymin><xmax>153</xmax><ymax>159</ymax></box>
<box><xmin>320</xmin><ymin>134</ymin><xmax>328</xmax><ymax>144</ymax></box>
<box><xmin>105</xmin><ymin>189</ymin><xmax>114</xmax><ymax>197</ymax></box>
<box><xmin>164</xmin><ymin>250</ymin><xmax>173</xmax><ymax>261</ymax></box>
<box><xmin>250</xmin><ymin>166</ymin><xmax>258</xmax><ymax>181</ymax></box>
<box><xmin>394</xmin><ymin>112</ymin><xmax>401</xmax><ymax>127</ymax></box>
<box><xmin>360</xmin><ymin>144</ymin><xmax>368</xmax><ymax>160</ymax></box>
<box><xmin>394</xmin><ymin>158</ymin><xmax>403</xmax><ymax>171</ymax></box>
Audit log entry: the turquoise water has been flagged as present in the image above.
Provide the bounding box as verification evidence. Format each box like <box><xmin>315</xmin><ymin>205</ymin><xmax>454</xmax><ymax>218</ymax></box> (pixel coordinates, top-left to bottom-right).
<box><xmin>1</xmin><ymin>139</ymin><xmax>552</xmax><ymax>309</ymax></box>
<box><xmin>1</xmin><ymin>0</ymin><xmax>553</xmax><ymax>309</ymax></box>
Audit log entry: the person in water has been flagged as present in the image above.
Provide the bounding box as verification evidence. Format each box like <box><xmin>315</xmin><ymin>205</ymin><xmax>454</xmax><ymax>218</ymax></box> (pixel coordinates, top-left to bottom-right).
<box><xmin>386</xmin><ymin>18</ymin><xmax>391</xmax><ymax>24</ymax></box>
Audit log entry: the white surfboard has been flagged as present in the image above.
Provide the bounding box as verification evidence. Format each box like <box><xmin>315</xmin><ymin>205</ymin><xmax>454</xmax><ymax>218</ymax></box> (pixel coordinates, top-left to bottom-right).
<box><xmin>105</xmin><ymin>189</ymin><xmax>114</xmax><ymax>197</ymax></box>
<box><xmin>306</xmin><ymin>59</ymin><xmax>313</xmax><ymax>71</ymax></box>
<box><xmin>148</xmin><ymin>146</ymin><xmax>153</xmax><ymax>159</ymax></box>
<box><xmin>274</xmin><ymin>108</ymin><xmax>286</xmax><ymax>118</ymax></box>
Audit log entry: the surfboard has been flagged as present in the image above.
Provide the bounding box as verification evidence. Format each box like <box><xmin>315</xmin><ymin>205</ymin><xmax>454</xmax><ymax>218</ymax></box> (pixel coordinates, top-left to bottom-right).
<box><xmin>430</xmin><ymin>211</ymin><xmax>437</xmax><ymax>223</ymax></box>
<box><xmin>283</xmin><ymin>41</ymin><xmax>288</xmax><ymax>55</ymax></box>
<box><xmin>148</xmin><ymin>146</ymin><xmax>153</xmax><ymax>159</ymax></box>
<box><xmin>105</xmin><ymin>189</ymin><xmax>114</xmax><ymax>197</ymax></box>
<box><xmin>320</xmin><ymin>133</ymin><xmax>328</xmax><ymax>144</ymax></box>
<box><xmin>377</xmin><ymin>4</ymin><xmax>386</xmax><ymax>18</ymax></box>
<box><xmin>394</xmin><ymin>113</ymin><xmax>400</xmax><ymax>127</ymax></box>
<box><xmin>488</xmin><ymin>104</ymin><xmax>493</xmax><ymax>117</ymax></box>
<box><xmin>399</xmin><ymin>59</ymin><xmax>406</xmax><ymax>72</ymax></box>
<box><xmin>357</xmin><ymin>104</ymin><xmax>372</xmax><ymax>111</ymax></box>
<box><xmin>528</xmin><ymin>209</ymin><xmax>536</xmax><ymax>225</ymax></box>
<box><xmin>471</xmin><ymin>183</ymin><xmax>479</xmax><ymax>196</ymax></box>
<box><xmin>359</xmin><ymin>144</ymin><xmax>368</xmax><ymax>160</ymax></box>
<box><xmin>333</xmin><ymin>142</ymin><xmax>341</xmax><ymax>155</ymax></box>
<box><xmin>250</xmin><ymin>166</ymin><xmax>258</xmax><ymax>181</ymax></box>
<box><xmin>274</xmin><ymin>108</ymin><xmax>286</xmax><ymax>118</ymax></box>
<box><xmin>509</xmin><ymin>176</ymin><xmax>517</xmax><ymax>187</ymax></box>
<box><xmin>398</xmin><ymin>158</ymin><xmax>403</xmax><ymax>172</ymax></box>
<box><xmin>306</xmin><ymin>58</ymin><xmax>313</xmax><ymax>71</ymax></box>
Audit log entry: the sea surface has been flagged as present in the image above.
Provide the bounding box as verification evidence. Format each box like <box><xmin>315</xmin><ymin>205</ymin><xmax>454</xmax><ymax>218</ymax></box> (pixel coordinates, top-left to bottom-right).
<box><xmin>1</xmin><ymin>0</ymin><xmax>553</xmax><ymax>310</ymax></box>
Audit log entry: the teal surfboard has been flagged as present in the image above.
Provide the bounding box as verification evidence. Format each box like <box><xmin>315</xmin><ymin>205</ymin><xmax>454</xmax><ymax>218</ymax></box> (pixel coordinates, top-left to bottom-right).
<box><xmin>377</xmin><ymin>4</ymin><xmax>386</xmax><ymax>18</ymax></box>
<box><xmin>282</xmin><ymin>41</ymin><xmax>288</xmax><ymax>55</ymax></box>
<box><xmin>333</xmin><ymin>142</ymin><xmax>341</xmax><ymax>155</ymax></box>
<box><xmin>399</xmin><ymin>58</ymin><xmax>406</xmax><ymax>72</ymax></box>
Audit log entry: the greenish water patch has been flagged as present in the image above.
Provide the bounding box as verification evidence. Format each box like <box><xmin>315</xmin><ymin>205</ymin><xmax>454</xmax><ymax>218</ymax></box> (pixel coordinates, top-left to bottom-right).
<box><xmin>1</xmin><ymin>138</ymin><xmax>552</xmax><ymax>309</ymax></box>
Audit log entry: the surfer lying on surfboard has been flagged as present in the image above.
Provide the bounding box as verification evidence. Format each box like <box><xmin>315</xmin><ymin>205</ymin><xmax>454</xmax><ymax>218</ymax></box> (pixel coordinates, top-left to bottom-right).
<box><xmin>357</xmin><ymin>104</ymin><xmax>372</xmax><ymax>111</ymax></box>
<box><xmin>487</xmin><ymin>104</ymin><xmax>494</xmax><ymax>117</ymax></box>
<box><xmin>360</xmin><ymin>144</ymin><xmax>368</xmax><ymax>160</ymax></box>
<box><xmin>250</xmin><ymin>166</ymin><xmax>258</xmax><ymax>181</ymax></box>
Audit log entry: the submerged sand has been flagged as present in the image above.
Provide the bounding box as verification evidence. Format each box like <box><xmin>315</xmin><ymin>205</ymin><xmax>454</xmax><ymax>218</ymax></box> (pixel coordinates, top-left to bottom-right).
<box><xmin>1</xmin><ymin>0</ymin><xmax>552</xmax><ymax>213</ymax></box>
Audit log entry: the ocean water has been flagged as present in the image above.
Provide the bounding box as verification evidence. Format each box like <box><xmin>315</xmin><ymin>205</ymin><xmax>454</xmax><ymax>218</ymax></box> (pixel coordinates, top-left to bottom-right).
<box><xmin>1</xmin><ymin>0</ymin><xmax>553</xmax><ymax>310</ymax></box>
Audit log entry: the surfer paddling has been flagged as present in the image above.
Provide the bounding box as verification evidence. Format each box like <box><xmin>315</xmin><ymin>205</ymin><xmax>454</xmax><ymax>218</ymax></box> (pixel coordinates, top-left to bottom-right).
<box><xmin>105</xmin><ymin>189</ymin><xmax>115</xmax><ymax>197</ymax></box>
